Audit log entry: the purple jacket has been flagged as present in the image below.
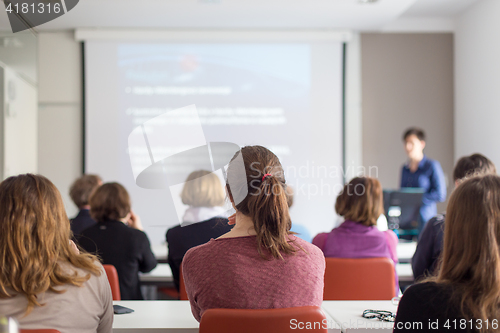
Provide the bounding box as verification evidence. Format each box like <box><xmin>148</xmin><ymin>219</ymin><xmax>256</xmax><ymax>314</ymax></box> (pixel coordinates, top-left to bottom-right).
<box><xmin>313</xmin><ymin>220</ymin><xmax>399</xmax><ymax>295</ymax></box>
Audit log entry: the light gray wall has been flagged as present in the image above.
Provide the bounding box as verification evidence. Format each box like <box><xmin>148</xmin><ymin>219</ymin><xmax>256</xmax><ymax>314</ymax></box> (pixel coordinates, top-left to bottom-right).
<box><xmin>361</xmin><ymin>33</ymin><xmax>454</xmax><ymax>212</ymax></box>
<box><xmin>454</xmin><ymin>0</ymin><xmax>500</xmax><ymax>168</ymax></box>
<box><xmin>38</xmin><ymin>31</ymin><xmax>82</xmax><ymax>217</ymax></box>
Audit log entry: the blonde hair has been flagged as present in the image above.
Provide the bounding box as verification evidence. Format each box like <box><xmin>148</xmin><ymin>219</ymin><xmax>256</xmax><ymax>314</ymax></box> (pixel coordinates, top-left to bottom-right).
<box><xmin>181</xmin><ymin>170</ymin><xmax>225</xmax><ymax>207</ymax></box>
<box><xmin>433</xmin><ymin>174</ymin><xmax>500</xmax><ymax>331</ymax></box>
<box><xmin>0</xmin><ymin>174</ymin><xmax>101</xmax><ymax>314</ymax></box>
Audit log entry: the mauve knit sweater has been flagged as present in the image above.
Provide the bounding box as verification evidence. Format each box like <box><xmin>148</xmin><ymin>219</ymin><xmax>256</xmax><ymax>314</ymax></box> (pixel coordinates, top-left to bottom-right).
<box><xmin>182</xmin><ymin>235</ymin><xmax>325</xmax><ymax>321</ymax></box>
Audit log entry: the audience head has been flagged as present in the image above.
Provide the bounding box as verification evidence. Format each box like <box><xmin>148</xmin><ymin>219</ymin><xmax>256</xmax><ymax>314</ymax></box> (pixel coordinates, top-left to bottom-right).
<box><xmin>453</xmin><ymin>153</ymin><xmax>496</xmax><ymax>184</ymax></box>
<box><xmin>335</xmin><ymin>177</ymin><xmax>383</xmax><ymax>227</ymax></box>
<box><xmin>439</xmin><ymin>174</ymin><xmax>500</xmax><ymax>322</ymax></box>
<box><xmin>89</xmin><ymin>182</ymin><xmax>131</xmax><ymax>222</ymax></box>
<box><xmin>225</xmin><ymin>145</ymin><xmax>293</xmax><ymax>259</ymax></box>
<box><xmin>181</xmin><ymin>170</ymin><xmax>225</xmax><ymax>207</ymax></box>
<box><xmin>69</xmin><ymin>174</ymin><xmax>102</xmax><ymax>209</ymax></box>
<box><xmin>402</xmin><ymin>127</ymin><xmax>426</xmax><ymax>160</ymax></box>
<box><xmin>0</xmin><ymin>174</ymin><xmax>99</xmax><ymax>313</ymax></box>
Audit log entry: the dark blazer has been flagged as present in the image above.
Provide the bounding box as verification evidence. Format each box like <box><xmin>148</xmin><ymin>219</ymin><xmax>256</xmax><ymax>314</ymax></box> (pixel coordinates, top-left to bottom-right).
<box><xmin>411</xmin><ymin>213</ymin><xmax>445</xmax><ymax>281</ymax></box>
<box><xmin>70</xmin><ymin>209</ymin><xmax>97</xmax><ymax>237</ymax></box>
<box><xmin>78</xmin><ymin>219</ymin><xmax>157</xmax><ymax>300</ymax></box>
<box><xmin>166</xmin><ymin>217</ymin><xmax>232</xmax><ymax>290</ymax></box>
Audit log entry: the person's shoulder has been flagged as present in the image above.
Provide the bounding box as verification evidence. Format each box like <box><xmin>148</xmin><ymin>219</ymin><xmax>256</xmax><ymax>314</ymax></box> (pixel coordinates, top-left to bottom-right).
<box><xmin>403</xmin><ymin>282</ymin><xmax>452</xmax><ymax>302</ymax></box>
<box><xmin>292</xmin><ymin>236</ymin><xmax>325</xmax><ymax>258</ymax></box>
<box><xmin>425</xmin><ymin>157</ymin><xmax>443</xmax><ymax>169</ymax></box>
<box><xmin>166</xmin><ymin>224</ymin><xmax>182</xmax><ymax>240</ymax></box>
<box><xmin>428</xmin><ymin>213</ymin><xmax>446</xmax><ymax>227</ymax></box>
<box><xmin>184</xmin><ymin>239</ymin><xmax>217</xmax><ymax>260</ymax></box>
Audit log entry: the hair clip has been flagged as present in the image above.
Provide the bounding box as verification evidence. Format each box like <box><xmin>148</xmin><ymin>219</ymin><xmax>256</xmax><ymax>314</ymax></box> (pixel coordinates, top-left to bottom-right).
<box><xmin>262</xmin><ymin>174</ymin><xmax>272</xmax><ymax>181</ymax></box>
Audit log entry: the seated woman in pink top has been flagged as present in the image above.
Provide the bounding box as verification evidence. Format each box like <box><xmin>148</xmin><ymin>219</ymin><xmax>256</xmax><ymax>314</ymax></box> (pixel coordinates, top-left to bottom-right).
<box><xmin>182</xmin><ymin>145</ymin><xmax>325</xmax><ymax>321</ymax></box>
<box><xmin>312</xmin><ymin>177</ymin><xmax>399</xmax><ymax>294</ymax></box>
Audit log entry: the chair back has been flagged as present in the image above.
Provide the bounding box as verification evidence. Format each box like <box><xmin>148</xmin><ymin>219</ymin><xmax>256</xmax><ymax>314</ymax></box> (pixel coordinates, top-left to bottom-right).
<box><xmin>20</xmin><ymin>330</ymin><xmax>61</xmax><ymax>333</ymax></box>
<box><xmin>179</xmin><ymin>265</ymin><xmax>188</xmax><ymax>300</ymax></box>
<box><xmin>323</xmin><ymin>257</ymin><xmax>395</xmax><ymax>300</ymax></box>
<box><xmin>103</xmin><ymin>264</ymin><xmax>121</xmax><ymax>301</ymax></box>
<box><xmin>199</xmin><ymin>306</ymin><xmax>327</xmax><ymax>333</ymax></box>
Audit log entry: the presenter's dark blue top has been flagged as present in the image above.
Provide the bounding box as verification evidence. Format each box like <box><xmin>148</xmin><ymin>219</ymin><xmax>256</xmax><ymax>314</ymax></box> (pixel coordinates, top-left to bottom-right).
<box><xmin>401</xmin><ymin>155</ymin><xmax>446</xmax><ymax>225</ymax></box>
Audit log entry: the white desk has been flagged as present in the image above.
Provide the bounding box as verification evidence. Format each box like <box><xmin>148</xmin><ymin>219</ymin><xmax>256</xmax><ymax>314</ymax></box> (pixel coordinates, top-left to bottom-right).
<box><xmin>140</xmin><ymin>263</ymin><xmax>173</xmax><ymax>283</ymax></box>
<box><xmin>322</xmin><ymin>301</ymin><xmax>397</xmax><ymax>333</ymax></box>
<box><xmin>396</xmin><ymin>242</ymin><xmax>416</xmax><ymax>263</ymax></box>
<box><xmin>395</xmin><ymin>263</ymin><xmax>413</xmax><ymax>282</ymax></box>
<box><xmin>113</xmin><ymin>301</ymin><xmax>342</xmax><ymax>333</ymax></box>
<box><xmin>152</xmin><ymin>243</ymin><xmax>168</xmax><ymax>262</ymax></box>
<box><xmin>113</xmin><ymin>301</ymin><xmax>199</xmax><ymax>333</ymax></box>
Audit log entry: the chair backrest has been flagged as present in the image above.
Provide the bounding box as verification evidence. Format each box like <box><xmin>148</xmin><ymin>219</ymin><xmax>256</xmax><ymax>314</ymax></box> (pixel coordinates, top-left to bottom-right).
<box><xmin>103</xmin><ymin>264</ymin><xmax>121</xmax><ymax>301</ymax></box>
<box><xmin>20</xmin><ymin>330</ymin><xmax>61</xmax><ymax>333</ymax></box>
<box><xmin>199</xmin><ymin>306</ymin><xmax>327</xmax><ymax>333</ymax></box>
<box><xmin>323</xmin><ymin>257</ymin><xmax>395</xmax><ymax>300</ymax></box>
<box><xmin>179</xmin><ymin>265</ymin><xmax>188</xmax><ymax>300</ymax></box>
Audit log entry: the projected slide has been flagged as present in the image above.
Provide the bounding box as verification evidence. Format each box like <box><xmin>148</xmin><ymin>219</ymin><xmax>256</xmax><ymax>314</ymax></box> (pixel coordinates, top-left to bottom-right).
<box><xmin>85</xmin><ymin>40</ymin><xmax>343</xmax><ymax>245</ymax></box>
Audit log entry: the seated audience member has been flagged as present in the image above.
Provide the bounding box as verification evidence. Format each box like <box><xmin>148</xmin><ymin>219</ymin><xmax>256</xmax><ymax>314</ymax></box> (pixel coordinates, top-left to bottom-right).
<box><xmin>312</xmin><ymin>177</ymin><xmax>399</xmax><ymax>295</ymax></box>
<box><xmin>0</xmin><ymin>174</ymin><xmax>112</xmax><ymax>332</ymax></box>
<box><xmin>166</xmin><ymin>170</ymin><xmax>232</xmax><ymax>291</ymax></box>
<box><xmin>78</xmin><ymin>182</ymin><xmax>157</xmax><ymax>300</ymax></box>
<box><xmin>69</xmin><ymin>174</ymin><xmax>102</xmax><ymax>237</ymax></box>
<box><xmin>412</xmin><ymin>153</ymin><xmax>496</xmax><ymax>281</ymax></box>
<box><xmin>287</xmin><ymin>186</ymin><xmax>313</xmax><ymax>243</ymax></box>
<box><xmin>182</xmin><ymin>146</ymin><xmax>325</xmax><ymax>322</ymax></box>
<box><xmin>395</xmin><ymin>174</ymin><xmax>500</xmax><ymax>332</ymax></box>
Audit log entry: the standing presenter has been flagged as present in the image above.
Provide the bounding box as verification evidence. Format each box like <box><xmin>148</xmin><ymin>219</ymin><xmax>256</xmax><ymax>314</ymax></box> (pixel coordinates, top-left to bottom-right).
<box><xmin>401</xmin><ymin>127</ymin><xmax>446</xmax><ymax>231</ymax></box>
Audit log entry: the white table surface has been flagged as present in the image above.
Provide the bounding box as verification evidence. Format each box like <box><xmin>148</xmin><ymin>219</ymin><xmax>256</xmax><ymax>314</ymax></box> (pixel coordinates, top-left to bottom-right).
<box><xmin>113</xmin><ymin>301</ymin><xmax>198</xmax><ymax>333</ymax></box>
<box><xmin>113</xmin><ymin>300</ymin><xmax>342</xmax><ymax>333</ymax></box>
<box><xmin>140</xmin><ymin>263</ymin><xmax>173</xmax><ymax>282</ymax></box>
<box><xmin>152</xmin><ymin>243</ymin><xmax>168</xmax><ymax>261</ymax></box>
<box><xmin>395</xmin><ymin>263</ymin><xmax>413</xmax><ymax>282</ymax></box>
<box><xmin>322</xmin><ymin>301</ymin><xmax>398</xmax><ymax>333</ymax></box>
<box><xmin>396</xmin><ymin>242</ymin><xmax>416</xmax><ymax>262</ymax></box>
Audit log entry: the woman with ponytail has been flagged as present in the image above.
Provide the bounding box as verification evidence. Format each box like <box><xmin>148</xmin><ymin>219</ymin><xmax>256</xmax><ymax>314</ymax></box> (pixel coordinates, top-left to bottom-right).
<box><xmin>182</xmin><ymin>146</ymin><xmax>325</xmax><ymax>321</ymax></box>
<box><xmin>394</xmin><ymin>174</ymin><xmax>500</xmax><ymax>333</ymax></box>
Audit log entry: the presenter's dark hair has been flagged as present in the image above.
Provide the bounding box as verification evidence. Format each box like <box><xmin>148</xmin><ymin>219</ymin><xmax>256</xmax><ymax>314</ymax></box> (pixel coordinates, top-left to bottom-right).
<box><xmin>225</xmin><ymin>145</ymin><xmax>296</xmax><ymax>260</ymax></box>
<box><xmin>453</xmin><ymin>153</ymin><xmax>496</xmax><ymax>182</ymax></box>
<box><xmin>403</xmin><ymin>127</ymin><xmax>425</xmax><ymax>141</ymax></box>
<box><xmin>335</xmin><ymin>177</ymin><xmax>383</xmax><ymax>227</ymax></box>
<box><xmin>89</xmin><ymin>182</ymin><xmax>131</xmax><ymax>222</ymax></box>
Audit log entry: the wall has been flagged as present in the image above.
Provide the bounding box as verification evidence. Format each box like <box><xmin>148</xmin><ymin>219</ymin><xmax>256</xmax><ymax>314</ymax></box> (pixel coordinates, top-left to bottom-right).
<box><xmin>38</xmin><ymin>31</ymin><xmax>82</xmax><ymax>217</ymax></box>
<box><xmin>361</xmin><ymin>33</ymin><xmax>454</xmax><ymax>211</ymax></box>
<box><xmin>0</xmin><ymin>66</ymin><xmax>38</xmax><ymax>179</ymax></box>
<box><xmin>454</xmin><ymin>0</ymin><xmax>500</xmax><ymax>168</ymax></box>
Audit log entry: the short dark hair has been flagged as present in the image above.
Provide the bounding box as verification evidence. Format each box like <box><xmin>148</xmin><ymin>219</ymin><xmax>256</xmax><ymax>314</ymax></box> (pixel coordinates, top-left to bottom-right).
<box><xmin>89</xmin><ymin>182</ymin><xmax>131</xmax><ymax>222</ymax></box>
<box><xmin>453</xmin><ymin>153</ymin><xmax>496</xmax><ymax>182</ymax></box>
<box><xmin>403</xmin><ymin>127</ymin><xmax>425</xmax><ymax>141</ymax></box>
<box><xmin>69</xmin><ymin>174</ymin><xmax>102</xmax><ymax>208</ymax></box>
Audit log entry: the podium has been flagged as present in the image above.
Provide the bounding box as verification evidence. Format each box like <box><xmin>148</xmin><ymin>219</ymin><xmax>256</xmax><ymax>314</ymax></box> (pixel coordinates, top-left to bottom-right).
<box><xmin>383</xmin><ymin>189</ymin><xmax>424</xmax><ymax>238</ymax></box>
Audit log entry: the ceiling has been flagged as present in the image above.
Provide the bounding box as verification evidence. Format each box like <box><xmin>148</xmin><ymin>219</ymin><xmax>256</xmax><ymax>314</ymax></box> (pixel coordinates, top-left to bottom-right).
<box><xmin>0</xmin><ymin>0</ymin><xmax>481</xmax><ymax>32</ymax></box>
